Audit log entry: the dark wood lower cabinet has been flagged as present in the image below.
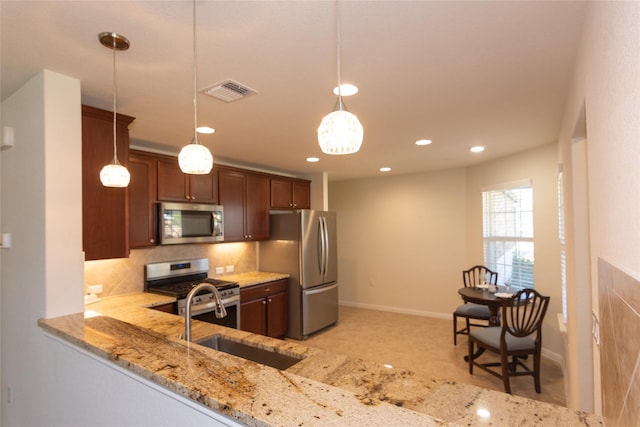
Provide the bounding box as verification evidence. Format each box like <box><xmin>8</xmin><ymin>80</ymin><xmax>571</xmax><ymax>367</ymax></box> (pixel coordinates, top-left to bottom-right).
<box><xmin>149</xmin><ymin>302</ymin><xmax>177</xmax><ymax>314</ymax></box>
<box><xmin>240</xmin><ymin>279</ymin><xmax>288</xmax><ymax>338</ymax></box>
<box><xmin>265</xmin><ymin>290</ymin><xmax>288</xmax><ymax>338</ymax></box>
<box><xmin>240</xmin><ymin>298</ymin><xmax>267</xmax><ymax>335</ymax></box>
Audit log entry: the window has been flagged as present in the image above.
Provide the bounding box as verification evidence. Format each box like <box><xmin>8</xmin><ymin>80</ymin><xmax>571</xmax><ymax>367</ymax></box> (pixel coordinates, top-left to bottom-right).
<box><xmin>483</xmin><ymin>182</ymin><xmax>534</xmax><ymax>288</ymax></box>
<box><xmin>558</xmin><ymin>169</ymin><xmax>567</xmax><ymax>322</ymax></box>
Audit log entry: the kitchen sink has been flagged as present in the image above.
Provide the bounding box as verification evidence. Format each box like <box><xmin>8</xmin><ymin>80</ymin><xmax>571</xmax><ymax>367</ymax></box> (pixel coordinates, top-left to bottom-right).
<box><xmin>194</xmin><ymin>335</ymin><xmax>302</xmax><ymax>370</ymax></box>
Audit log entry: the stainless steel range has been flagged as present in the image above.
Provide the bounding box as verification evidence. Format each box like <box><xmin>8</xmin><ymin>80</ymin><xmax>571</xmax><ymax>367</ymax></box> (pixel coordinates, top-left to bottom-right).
<box><xmin>144</xmin><ymin>258</ymin><xmax>240</xmax><ymax>329</ymax></box>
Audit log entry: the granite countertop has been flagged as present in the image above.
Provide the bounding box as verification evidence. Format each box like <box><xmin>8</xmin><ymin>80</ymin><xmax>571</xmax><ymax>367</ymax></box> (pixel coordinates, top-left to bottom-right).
<box><xmin>39</xmin><ymin>272</ymin><xmax>602</xmax><ymax>426</ymax></box>
<box><xmin>218</xmin><ymin>271</ymin><xmax>289</xmax><ymax>288</ymax></box>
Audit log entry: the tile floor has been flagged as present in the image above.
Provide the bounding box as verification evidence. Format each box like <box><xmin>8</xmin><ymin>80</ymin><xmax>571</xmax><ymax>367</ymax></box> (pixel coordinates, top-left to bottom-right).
<box><xmin>302</xmin><ymin>305</ymin><xmax>566</xmax><ymax>407</ymax></box>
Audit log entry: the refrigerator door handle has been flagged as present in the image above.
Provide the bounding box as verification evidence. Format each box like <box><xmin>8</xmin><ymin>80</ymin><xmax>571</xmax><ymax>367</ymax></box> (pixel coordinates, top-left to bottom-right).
<box><xmin>317</xmin><ymin>216</ymin><xmax>326</xmax><ymax>278</ymax></box>
<box><xmin>322</xmin><ymin>216</ymin><xmax>329</xmax><ymax>281</ymax></box>
<box><xmin>304</xmin><ymin>282</ymin><xmax>338</xmax><ymax>296</ymax></box>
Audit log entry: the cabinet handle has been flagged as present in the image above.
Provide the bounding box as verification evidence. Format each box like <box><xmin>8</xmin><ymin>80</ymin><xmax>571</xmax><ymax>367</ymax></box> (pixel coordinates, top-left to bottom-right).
<box><xmin>262</xmin><ymin>300</ymin><xmax>266</xmax><ymax>305</ymax></box>
<box><xmin>268</xmin><ymin>298</ymin><xmax>272</xmax><ymax>303</ymax></box>
<box><xmin>150</xmin><ymin>239</ymin><xmax>155</xmax><ymax>243</ymax></box>
<box><xmin>264</xmin><ymin>288</ymin><xmax>270</xmax><ymax>292</ymax></box>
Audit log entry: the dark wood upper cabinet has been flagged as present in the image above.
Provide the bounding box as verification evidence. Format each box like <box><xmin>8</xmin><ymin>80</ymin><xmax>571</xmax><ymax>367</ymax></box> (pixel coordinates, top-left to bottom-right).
<box><xmin>128</xmin><ymin>150</ymin><xmax>156</xmax><ymax>248</ymax></box>
<box><xmin>245</xmin><ymin>172</ymin><xmax>270</xmax><ymax>240</ymax></box>
<box><xmin>270</xmin><ymin>177</ymin><xmax>311</xmax><ymax>209</ymax></box>
<box><xmin>218</xmin><ymin>166</ymin><xmax>270</xmax><ymax>242</ymax></box>
<box><xmin>82</xmin><ymin>105</ymin><xmax>135</xmax><ymax>261</ymax></box>
<box><xmin>157</xmin><ymin>157</ymin><xmax>217</xmax><ymax>203</ymax></box>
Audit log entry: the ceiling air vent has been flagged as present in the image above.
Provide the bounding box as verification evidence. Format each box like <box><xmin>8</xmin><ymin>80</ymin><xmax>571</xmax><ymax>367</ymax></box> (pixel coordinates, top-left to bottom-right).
<box><xmin>203</xmin><ymin>79</ymin><xmax>257</xmax><ymax>102</ymax></box>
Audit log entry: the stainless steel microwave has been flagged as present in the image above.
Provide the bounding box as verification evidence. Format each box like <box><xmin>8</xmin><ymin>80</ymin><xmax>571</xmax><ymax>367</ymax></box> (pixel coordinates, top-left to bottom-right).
<box><xmin>159</xmin><ymin>202</ymin><xmax>224</xmax><ymax>245</ymax></box>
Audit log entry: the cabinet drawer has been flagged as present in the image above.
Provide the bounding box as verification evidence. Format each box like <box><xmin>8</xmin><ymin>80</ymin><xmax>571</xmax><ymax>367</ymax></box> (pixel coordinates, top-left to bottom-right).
<box><xmin>240</xmin><ymin>279</ymin><xmax>288</xmax><ymax>302</ymax></box>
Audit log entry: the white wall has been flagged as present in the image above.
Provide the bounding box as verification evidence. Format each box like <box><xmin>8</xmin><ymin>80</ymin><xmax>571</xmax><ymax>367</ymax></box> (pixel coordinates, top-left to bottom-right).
<box><xmin>330</xmin><ymin>168</ymin><xmax>468</xmax><ymax>317</ymax></box>
<box><xmin>557</xmin><ymin>0</ymin><xmax>640</xmax><ymax>415</ymax></box>
<box><xmin>330</xmin><ymin>143</ymin><xmax>564</xmax><ymax>358</ymax></box>
<box><xmin>0</xmin><ymin>71</ymin><xmax>236</xmax><ymax>426</ymax></box>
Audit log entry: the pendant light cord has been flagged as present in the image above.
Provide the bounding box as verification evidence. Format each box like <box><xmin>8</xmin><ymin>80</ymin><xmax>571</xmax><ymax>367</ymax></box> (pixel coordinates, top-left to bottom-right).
<box><xmin>192</xmin><ymin>0</ymin><xmax>199</xmax><ymax>144</ymax></box>
<box><xmin>112</xmin><ymin>36</ymin><xmax>119</xmax><ymax>165</ymax></box>
<box><xmin>336</xmin><ymin>0</ymin><xmax>344</xmax><ymax>109</ymax></box>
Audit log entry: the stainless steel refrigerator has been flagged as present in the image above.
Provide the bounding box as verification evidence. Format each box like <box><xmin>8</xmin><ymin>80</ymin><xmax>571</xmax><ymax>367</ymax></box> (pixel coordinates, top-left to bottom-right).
<box><xmin>259</xmin><ymin>210</ymin><xmax>338</xmax><ymax>340</ymax></box>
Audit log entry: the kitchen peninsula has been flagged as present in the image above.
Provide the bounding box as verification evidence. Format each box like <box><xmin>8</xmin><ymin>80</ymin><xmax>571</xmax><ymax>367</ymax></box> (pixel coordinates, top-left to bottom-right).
<box><xmin>39</xmin><ymin>275</ymin><xmax>601</xmax><ymax>427</ymax></box>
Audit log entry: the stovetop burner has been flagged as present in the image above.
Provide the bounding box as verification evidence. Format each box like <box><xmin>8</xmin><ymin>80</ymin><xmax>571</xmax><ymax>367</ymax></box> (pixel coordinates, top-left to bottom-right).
<box><xmin>144</xmin><ymin>258</ymin><xmax>239</xmax><ymax>299</ymax></box>
<box><xmin>147</xmin><ymin>278</ymin><xmax>238</xmax><ymax>298</ymax></box>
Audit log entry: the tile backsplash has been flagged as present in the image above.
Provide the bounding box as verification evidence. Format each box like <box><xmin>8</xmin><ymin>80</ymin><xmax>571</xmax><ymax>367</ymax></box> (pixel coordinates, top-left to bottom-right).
<box><xmin>84</xmin><ymin>242</ymin><xmax>256</xmax><ymax>297</ymax></box>
<box><xmin>598</xmin><ymin>258</ymin><xmax>640</xmax><ymax>426</ymax></box>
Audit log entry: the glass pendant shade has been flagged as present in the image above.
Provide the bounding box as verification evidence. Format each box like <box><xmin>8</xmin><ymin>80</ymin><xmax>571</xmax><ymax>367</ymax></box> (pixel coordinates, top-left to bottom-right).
<box><xmin>100</xmin><ymin>161</ymin><xmax>131</xmax><ymax>187</ymax></box>
<box><xmin>178</xmin><ymin>141</ymin><xmax>213</xmax><ymax>174</ymax></box>
<box><xmin>318</xmin><ymin>101</ymin><xmax>363</xmax><ymax>155</ymax></box>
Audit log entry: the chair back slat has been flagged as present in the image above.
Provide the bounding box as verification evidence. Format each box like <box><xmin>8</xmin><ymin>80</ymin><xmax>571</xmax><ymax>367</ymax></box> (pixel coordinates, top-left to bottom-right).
<box><xmin>502</xmin><ymin>289</ymin><xmax>549</xmax><ymax>338</ymax></box>
<box><xmin>462</xmin><ymin>265</ymin><xmax>498</xmax><ymax>288</ymax></box>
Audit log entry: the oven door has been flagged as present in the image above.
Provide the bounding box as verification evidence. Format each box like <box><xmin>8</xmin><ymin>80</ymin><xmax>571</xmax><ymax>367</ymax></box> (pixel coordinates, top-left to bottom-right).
<box><xmin>188</xmin><ymin>295</ymin><xmax>240</xmax><ymax>329</ymax></box>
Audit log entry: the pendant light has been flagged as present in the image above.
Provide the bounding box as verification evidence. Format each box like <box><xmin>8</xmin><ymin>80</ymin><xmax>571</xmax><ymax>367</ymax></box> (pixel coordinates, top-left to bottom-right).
<box><xmin>178</xmin><ymin>0</ymin><xmax>213</xmax><ymax>175</ymax></box>
<box><xmin>317</xmin><ymin>0</ymin><xmax>363</xmax><ymax>155</ymax></box>
<box><xmin>98</xmin><ymin>32</ymin><xmax>131</xmax><ymax>187</ymax></box>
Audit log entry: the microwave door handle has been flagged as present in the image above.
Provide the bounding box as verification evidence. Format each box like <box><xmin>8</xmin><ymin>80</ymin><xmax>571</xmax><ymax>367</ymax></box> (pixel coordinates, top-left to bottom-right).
<box><xmin>211</xmin><ymin>213</ymin><xmax>215</xmax><ymax>235</ymax></box>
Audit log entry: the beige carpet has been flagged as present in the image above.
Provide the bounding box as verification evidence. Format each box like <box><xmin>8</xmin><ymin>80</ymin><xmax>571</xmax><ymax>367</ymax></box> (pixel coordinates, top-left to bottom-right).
<box><xmin>301</xmin><ymin>305</ymin><xmax>566</xmax><ymax>407</ymax></box>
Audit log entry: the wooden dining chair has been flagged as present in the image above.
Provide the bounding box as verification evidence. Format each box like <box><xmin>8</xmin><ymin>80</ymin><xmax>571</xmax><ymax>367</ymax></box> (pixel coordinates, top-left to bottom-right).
<box><xmin>453</xmin><ymin>265</ymin><xmax>498</xmax><ymax>345</ymax></box>
<box><xmin>467</xmin><ymin>289</ymin><xmax>550</xmax><ymax>394</ymax></box>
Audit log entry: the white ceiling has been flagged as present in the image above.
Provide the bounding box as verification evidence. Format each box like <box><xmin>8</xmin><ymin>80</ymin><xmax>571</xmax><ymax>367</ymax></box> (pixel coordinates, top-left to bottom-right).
<box><xmin>1</xmin><ymin>1</ymin><xmax>586</xmax><ymax>181</ymax></box>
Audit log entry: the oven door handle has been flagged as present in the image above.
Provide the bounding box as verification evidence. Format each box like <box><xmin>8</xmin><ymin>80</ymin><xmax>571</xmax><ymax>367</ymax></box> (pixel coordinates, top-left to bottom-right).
<box><xmin>179</xmin><ymin>295</ymin><xmax>240</xmax><ymax>316</ymax></box>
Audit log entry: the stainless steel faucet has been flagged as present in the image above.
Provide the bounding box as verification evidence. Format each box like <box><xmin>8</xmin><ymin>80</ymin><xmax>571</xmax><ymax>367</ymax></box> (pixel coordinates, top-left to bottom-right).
<box><xmin>184</xmin><ymin>283</ymin><xmax>227</xmax><ymax>342</ymax></box>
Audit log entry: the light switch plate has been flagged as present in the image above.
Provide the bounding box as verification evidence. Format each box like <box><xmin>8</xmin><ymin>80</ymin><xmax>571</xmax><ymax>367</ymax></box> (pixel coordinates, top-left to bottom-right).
<box><xmin>215</xmin><ymin>267</ymin><xmax>224</xmax><ymax>275</ymax></box>
<box><xmin>226</xmin><ymin>265</ymin><xmax>234</xmax><ymax>273</ymax></box>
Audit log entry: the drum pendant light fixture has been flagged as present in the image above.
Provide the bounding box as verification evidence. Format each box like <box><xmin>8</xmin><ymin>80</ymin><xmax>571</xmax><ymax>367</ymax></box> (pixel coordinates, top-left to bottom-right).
<box><xmin>178</xmin><ymin>0</ymin><xmax>213</xmax><ymax>174</ymax></box>
<box><xmin>318</xmin><ymin>0</ymin><xmax>363</xmax><ymax>155</ymax></box>
<box><xmin>98</xmin><ymin>32</ymin><xmax>131</xmax><ymax>188</ymax></box>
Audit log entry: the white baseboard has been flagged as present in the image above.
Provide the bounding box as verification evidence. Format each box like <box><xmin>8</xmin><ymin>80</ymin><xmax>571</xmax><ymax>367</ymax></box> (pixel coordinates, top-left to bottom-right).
<box><xmin>338</xmin><ymin>300</ymin><xmax>565</xmax><ymax>365</ymax></box>
<box><xmin>339</xmin><ymin>299</ymin><xmax>451</xmax><ymax>320</ymax></box>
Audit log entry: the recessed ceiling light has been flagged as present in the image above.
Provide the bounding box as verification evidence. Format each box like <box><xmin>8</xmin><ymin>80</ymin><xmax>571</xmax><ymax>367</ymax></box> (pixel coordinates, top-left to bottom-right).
<box><xmin>380</xmin><ymin>167</ymin><xmax>391</xmax><ymax>172</ymax></box>
<box><xmin>306</xmin><ymin>157</ymin><xmax>320</xmax><ymax>163</ymax></box>
<box><xmin>416</xmin><ymin>139</ymin><xmax>432</xmax><ymax>146</ymax></box>
<box><xmin>470</xmin><ymin>145</ymin><xmax>485</xmax><ymax>153</ymax></box>
<box><xmin>196</xmin><ymin>126</ymin><xmax>215</xmax><ymax>134</ymax></box>
<box><xmin>332</xmin><ymin>84</ymin><xmax>359</xmax><ymax>96</ymax></box>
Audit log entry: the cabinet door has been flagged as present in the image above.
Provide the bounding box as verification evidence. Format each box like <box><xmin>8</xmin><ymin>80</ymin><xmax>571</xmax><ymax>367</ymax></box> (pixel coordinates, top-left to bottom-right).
<box><xmin>292</xmin><ymin>180</ymin><xmax>311</xmax><ymax>209</ymax></box>
<box><xmin>218</xmin><ymin>168</ymin><xmax>246</xmax><ymax>241</ymax></box>
<box><xmin>240</xmin><ymin>298</ymin><xmax>266</xmax><ymax>335</ymax></box>
<box><xmin>128</xmin><ymin>153</ymin><xmax>156</xmax><ymax>248</ymax></box>
<box><xmin>270</xmin><ymin>178</ymin><xmax>292</xmax><ymax>209</ymax></box>
<box><xmin>149</xmin><ymin>302</ymin><xmax>176</xmax><ymax>314</ymax></box>
<box><xmin>81</xmin><ymin>105</ymin><xmax>134</xmax><ymax>261</ymax></box>
<box><xmin>245</xmin><ymin>172</ymin><xmax>270</xmax><ymax>240</ymax></box>
<box><xmin>266</xmin><ymin>291</ymin><xmax>288</xmax><ymax>338</ymax></box>
<box><xmin>189</xmin><ymin>171</ymin><xmax>217</xmax><ymax>203</ymax></box>
<box><xmin>157</xmin><ymin>158</ymin><xmax>188</xmax><ymax>201</ymax></box>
